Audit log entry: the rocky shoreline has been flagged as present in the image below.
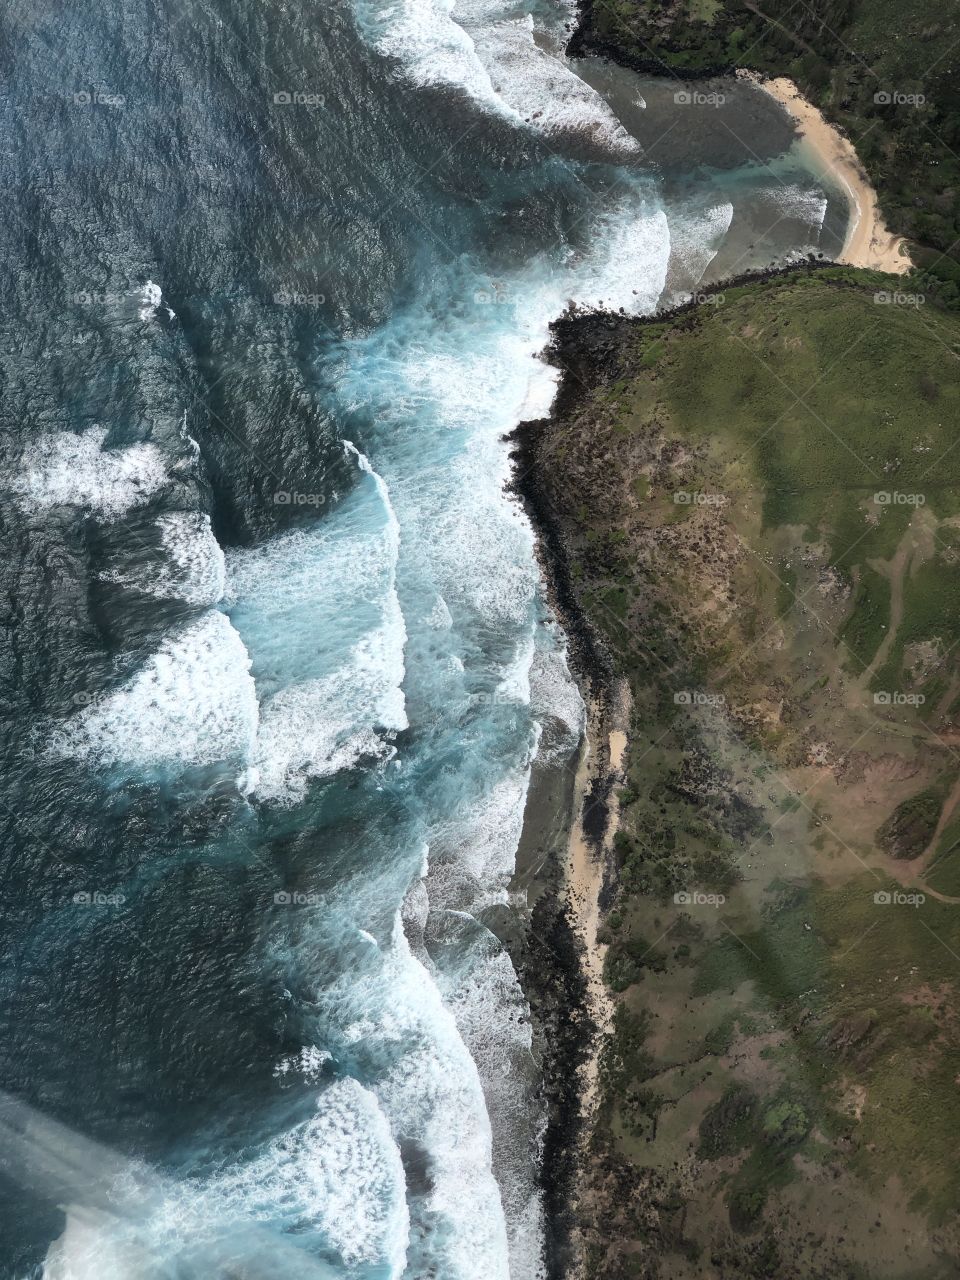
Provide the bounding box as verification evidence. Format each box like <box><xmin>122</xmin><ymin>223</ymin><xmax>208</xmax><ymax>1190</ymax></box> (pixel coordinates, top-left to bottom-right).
<box><xmin>511</xmin><ymin>262</ymin><xmax>933</xmax><ymax>1272</ymax></box>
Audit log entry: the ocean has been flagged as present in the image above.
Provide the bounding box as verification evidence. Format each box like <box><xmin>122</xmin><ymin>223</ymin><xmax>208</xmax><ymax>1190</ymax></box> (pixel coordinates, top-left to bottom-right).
<box><xmin>0</xmin><ymin>0</ymin><xmax>844</xmax><ymax>1275</ymax></box>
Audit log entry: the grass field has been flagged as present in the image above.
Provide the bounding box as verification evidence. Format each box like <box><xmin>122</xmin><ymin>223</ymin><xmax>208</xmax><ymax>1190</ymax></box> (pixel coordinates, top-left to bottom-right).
<box><xmin>541</xmin><ymin>271</ymin><xmax>960</xmax><ymax>1276</ymax></box>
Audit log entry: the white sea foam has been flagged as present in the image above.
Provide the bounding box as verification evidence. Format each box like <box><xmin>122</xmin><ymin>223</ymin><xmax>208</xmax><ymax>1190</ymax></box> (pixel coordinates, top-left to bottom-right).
<box><xmin>529</xmin><ymin>626</ymin><xmax>585</xmax><ymax>763</ymax></box>
<box><xmin>47</xmin><ymin>611</ymin><xmax>258</xmax><ymax>771</ymax></box>
<box><xmin>11</xmin><ymin>427</ymin><xmax>167</xmax><ymax>520</ymax></box>
<box><xmin>558</xmin><ymin>198</ymin><xmax>672</xmax><ymax>312</ymax></box>
<box><xmin>460</xmin><ymin>8</ymin><xmax>640</xmax><ymax>155</ymax></box>
<box><xmin>429</xmin><ymin>912</ymin><xmax>545</xmax><ymax>1280</ymax></box>
<box><xmin>186</xmin><ymin>1079</ymin><xmax>410</xmax><ymax>1277</ymax></box>
<box><xmin>496</xmin><ymin>633</ymin><xmax>535</xmax><ymax>705</ymax></box>
<box><xmin>426</xmin><ymin>766</ymin><xmax>534</xmax><ymax>914</ymax></box>
<box><xmin>44</xmin><ymin>1218</ymin><xmax>155</xmax><ymax>1280</ymax></box>
<box><xmin>102</xmin><ymin>512</ymin><xmax>226</xmax><ymax>606</ymax></box>
<box><xmin>319</xmin><ymin>913</ymin><xmax>510</xmax><ymax>1280</ymax></box>
<box><xmin>252</xmin><ymin>614</ymin><xmax>408</xmax><ymax>804</ymax></box>
<box><xmin>59</xmin><ymin>1078</ymin><xmax>412</xmax><ymax>1277</ymax></box>
<box><xmin>325</xmin><ymin>178</ymin><xmax>670</xmax><ymax>1279</ymax></box>
<box><xmin>352</xmin><ymin>0</ymin><xmax>640</xmax><ymax>156</ymax></box>
<box><xmin>663</xmin><ymin>200</ymin><xmax>734</xmax><ymax>297</ymax></box>
<box><xmin>226</xmin><ymin>442</ymin><xmax>407</xmax><ymax>803</ymax></box>
<box><xmin>139</xmin><ymin>278</ymin><xmax>175</xmax><ymax>321</ymax></box>
<box><xmin>769</xmin><ymin>182</ymin><xmax>829</xmax><ymax>230</ymax></box>
<box><xmin>274</xmin><ymin>1044</ymin><xmax>331</xmax><ymax>1083</ymax></box>
<box><xmin>354</xmin><ymin>0</ymin><xmax>512</xmax><ymax>112</ymax></box>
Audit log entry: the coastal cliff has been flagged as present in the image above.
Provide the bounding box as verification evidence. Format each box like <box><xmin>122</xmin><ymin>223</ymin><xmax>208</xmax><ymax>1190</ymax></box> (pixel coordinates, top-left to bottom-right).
<box><xmin>516</xmin><ymin>270</ymin><xmax>960</xmax><ymax>1277</ymax></box>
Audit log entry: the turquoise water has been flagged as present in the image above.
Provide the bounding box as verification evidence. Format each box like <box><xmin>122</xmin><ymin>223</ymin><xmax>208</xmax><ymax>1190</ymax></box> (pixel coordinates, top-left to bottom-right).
<box><xmin>0</xmin><ymin>0</ymin><xmax>846</xmax><ymax>1274</ymax></box>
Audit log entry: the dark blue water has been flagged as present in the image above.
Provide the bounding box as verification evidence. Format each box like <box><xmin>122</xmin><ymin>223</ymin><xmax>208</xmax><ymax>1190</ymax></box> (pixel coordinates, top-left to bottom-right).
<box><xmin>0</xmin><ymin>0</ymin><xmax>844</xmax><ymax>1275</ymax></box>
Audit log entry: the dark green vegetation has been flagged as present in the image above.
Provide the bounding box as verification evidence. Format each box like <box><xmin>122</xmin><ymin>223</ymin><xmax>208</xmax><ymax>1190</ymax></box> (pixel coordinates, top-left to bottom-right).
<box><xmin>528</xmin><ymin>272</ymin><xmax>960</xmax><ymax>1276</ymax></box>
<box><xmin>570</xmin><ymin>0</ymin><xmax>960</xmax><ymax>292</ymax></box>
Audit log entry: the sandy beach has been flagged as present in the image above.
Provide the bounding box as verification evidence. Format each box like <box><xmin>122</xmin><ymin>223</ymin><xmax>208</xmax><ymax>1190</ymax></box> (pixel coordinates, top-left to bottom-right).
<box><xmin>565</xmin><ymin>689</ymin><xmax>631</xmax><ymax>1122</ymax></box>
<box><xmin>744</xmin><ymin>73</ymin><xmax>911</xmax><ymax>274</ymax></box>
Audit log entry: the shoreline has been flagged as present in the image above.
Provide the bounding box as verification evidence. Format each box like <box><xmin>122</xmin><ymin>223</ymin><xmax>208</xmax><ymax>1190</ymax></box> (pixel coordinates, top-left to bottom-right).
<box><xmin>509</xmin><ymin>352</ymin><xmax>634</xmax><ymax>1275</ymax></box>
<box><xmin>564</xmin><ymin>688</ymin><xmax>630</xmax><ymax>1122</ymax></box>
<box><xmin>512</xmin><ymin>262</ymin><xmax>960</xmax><ymax>1271</ymax></box>
<box><xmin>744</xmin><ymin>73</ymin><xmax>911</xmax><ymax>274</ymax></box>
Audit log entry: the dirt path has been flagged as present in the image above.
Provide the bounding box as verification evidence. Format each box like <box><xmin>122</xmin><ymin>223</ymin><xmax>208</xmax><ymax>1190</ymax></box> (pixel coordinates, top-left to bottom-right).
<box><xmin>856</xmin><ymin>542</ymin><xmax>909</xmax><ymax>690</ymax></box>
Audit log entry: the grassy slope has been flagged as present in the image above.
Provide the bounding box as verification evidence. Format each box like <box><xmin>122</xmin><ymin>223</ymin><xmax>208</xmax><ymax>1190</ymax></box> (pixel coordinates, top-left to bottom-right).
<box><xmin>572</xmin><ymin>0</ymin><xmax>960</xmax><ymax>285</ymax></box>
<box><xmin>539</xmin><ymin>272</ymin><xmax>960</xmax><ymax>1276</ymax></box>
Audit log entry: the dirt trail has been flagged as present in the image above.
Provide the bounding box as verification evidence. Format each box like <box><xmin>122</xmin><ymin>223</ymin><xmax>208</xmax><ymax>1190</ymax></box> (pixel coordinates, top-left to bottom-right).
<box><xmin>857</xmin><ymin>543</ymin><xmax>908</xmax><ymax>690</ymax></box>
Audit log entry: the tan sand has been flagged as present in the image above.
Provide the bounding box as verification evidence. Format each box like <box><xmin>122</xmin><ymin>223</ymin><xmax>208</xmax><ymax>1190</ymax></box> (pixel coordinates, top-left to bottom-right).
<box><xmin>742</xmin><ymin>72</ymin><xmax>911</xmax><ymax>274</ymax></box>
<box><xmin>565</xmin><ymin>697</ymin><xmax>630</xmax><ymax>1121</ymax></box>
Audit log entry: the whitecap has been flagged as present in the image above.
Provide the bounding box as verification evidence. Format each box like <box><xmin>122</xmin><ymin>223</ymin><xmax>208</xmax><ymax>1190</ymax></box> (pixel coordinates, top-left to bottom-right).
<box><xmin>195</xmin><ymin>1079</ymin><xmax>411</xmax><ymax>1277</ymax></box>
<box><xmin>662</xmin><ymin>200</ymin><xmax>734</xmax><ymax>297</ymax></box>
<box><xmin>139</xmin><ymin>278</ymin><xmax>175</xmax><ymax>321</ymax></box>
<box><xmin>226</xmin><ymin>442</ymin><xmax>408</xmax><ymax>804</ymax></box>
<box><xmin>351</xmin><ymin>0</ymin><xmax>640</xmax><ymax>157</ymax></box>
<box><xmin>101</xmin><ymin>512</ymin><xmax>226</xmax><ymax>607</ymax></box>
<box><xmin>769</xmin><ymin>182</ymin><xmax>829</xmax><ymax>231</ymax></box>
<box><xmin>315</xmin><ymin>913</ymin><xmax>510</xmax><ymax>1280</ymax></box>
<box><xmin>47</xmin><ymin>611</ymin><xmax>258</xmax><ymax>772</ymax></box>
<box><xmin>11</xmin><ymin>427</ymin><xmax>167</xmax><ymax>520</ymax></box>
